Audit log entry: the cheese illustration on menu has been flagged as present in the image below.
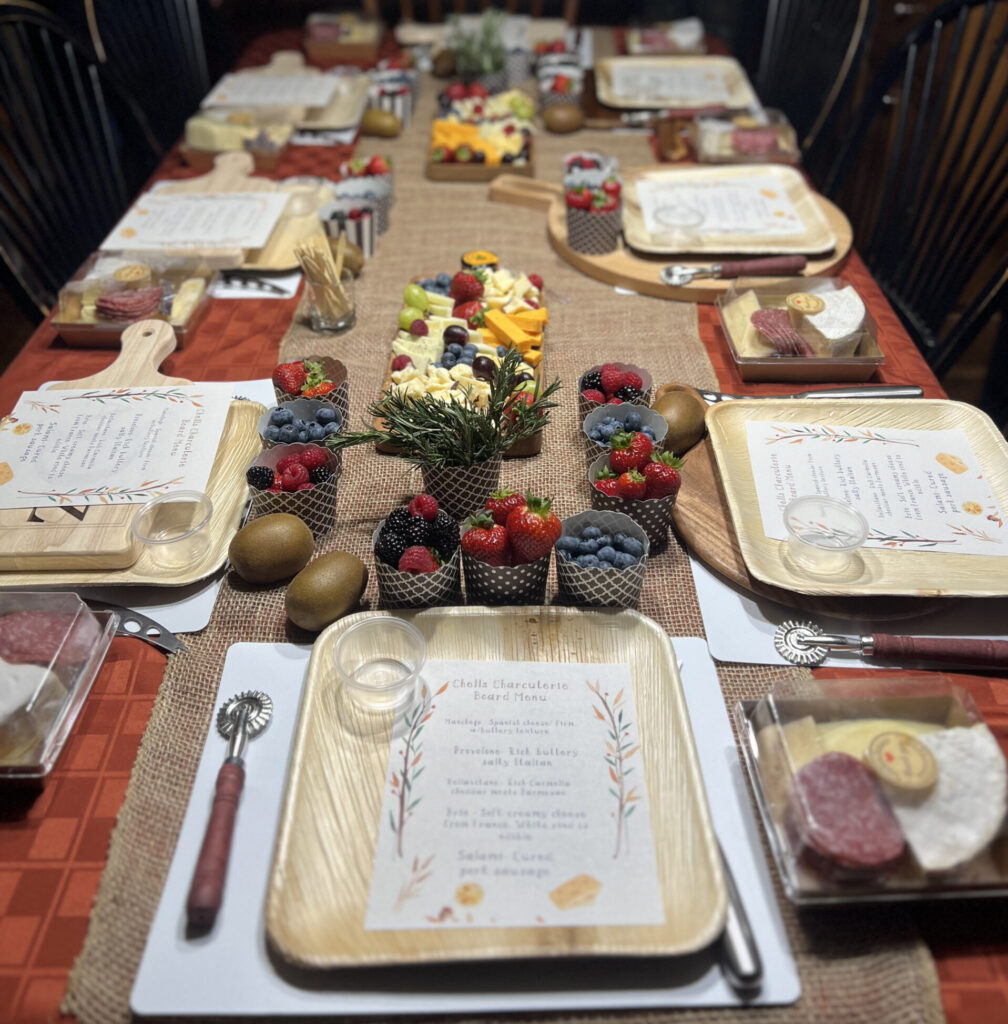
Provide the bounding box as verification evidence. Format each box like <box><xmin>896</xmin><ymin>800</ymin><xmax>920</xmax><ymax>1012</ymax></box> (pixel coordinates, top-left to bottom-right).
<box><xmin>364</xmin><ymin>660</ymin><xmax>665</xmax><ymax>930</ymax></box>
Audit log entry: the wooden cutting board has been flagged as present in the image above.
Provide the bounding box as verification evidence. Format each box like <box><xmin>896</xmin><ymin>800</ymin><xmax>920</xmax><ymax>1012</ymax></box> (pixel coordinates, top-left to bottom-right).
<box><xmin>0</xmin><ymin>321</ymin><xmax>190</xmax><ymax>571</ymax></box>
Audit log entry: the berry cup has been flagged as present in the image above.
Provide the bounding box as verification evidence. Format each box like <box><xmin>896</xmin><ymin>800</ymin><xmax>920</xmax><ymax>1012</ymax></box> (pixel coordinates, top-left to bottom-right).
<box><xmin>371</xmin><ymin>524</ymin><xmax>461</xmax><ymax>609</ymax></box>
<box><xmin>587</xmin><ymin>452</ymin><xmax>677</xmax><ymax>550</ymax></box>
<box><xmin>555</xmin><ymin>510</ymin><xmax>649</xmax><ymax>608</ymax></box>
<box><xmin>461</xmin><ymin>548</ymin><xmax>551</xmax><ymax>605</ymax></box>
<box><xmin>245</xmin><ymin>443</ymin><xmax>342</xmax><ymax>539</ymax></box>
<box><xmin>582</xmin><ymin>403</ymin><xmax>667</xmax><ymax>464</ymax></box>
<box><xmin>272</xmin><ymin>354</ymin><xmax>349</xmax><ymax>424</ymax></box>
<box><xmin>577</xmin><ymin>361</ymin><xmax>653</xmax><ymax>421</ymax></box>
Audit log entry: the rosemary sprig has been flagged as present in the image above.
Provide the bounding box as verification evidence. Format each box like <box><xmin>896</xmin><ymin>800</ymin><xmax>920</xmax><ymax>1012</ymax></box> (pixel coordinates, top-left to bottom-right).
<box><xmin>325</xmin><ymin>348</ymin><xmax>560</xmax><ymax>469</ymax></box>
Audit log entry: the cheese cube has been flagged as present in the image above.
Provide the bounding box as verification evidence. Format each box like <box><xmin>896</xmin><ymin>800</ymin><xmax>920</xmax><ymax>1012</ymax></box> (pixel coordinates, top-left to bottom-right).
<box><xmin>485</xmin><ymin>309</ymin><xmax>534</xmax><ymax>348</ymax></box>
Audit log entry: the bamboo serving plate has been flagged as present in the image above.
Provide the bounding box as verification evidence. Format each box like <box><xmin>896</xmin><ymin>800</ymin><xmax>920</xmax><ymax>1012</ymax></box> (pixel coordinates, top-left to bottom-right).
<box><xmin>266</xmin><ymin>606</ymin><xmax>726</xmax><ymax>967</ymax></box>
<box><xmin>706</xmin><ymin>398</ymin><xmax>1008</xmax><ymax>597</ymax></box>
<box><xmin>594</xmin><ymin>55</ymin><xmax>757</xmax><ymax>111</ymax></box>
<box><xmin>622</xmin><ymin>165</ymin><xmax>839</xmax><ymax>256</ymax></box>
<box><xmin>0</xmin><ymin>321</ymin><xmax>263</xmax><ymax>587</ymax></box>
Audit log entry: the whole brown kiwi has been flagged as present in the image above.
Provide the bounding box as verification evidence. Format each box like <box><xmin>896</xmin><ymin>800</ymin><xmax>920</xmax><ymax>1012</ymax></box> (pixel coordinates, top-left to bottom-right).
<box><xmin>432</xmin><ymin>49</ymin><xmax>456</xmax><ymax>77</ymax></box>
<box><xmin>228</xmin><ymin>513</ymin><xmax>314</xmax><ymax>585</ymax></box>
<box><xmin>329</xmin><ymin>236</ymin><xmax>364</xmax><ymax>276</ymax></box>
<box><xmin>360</xmin><ymin>107</ymin><xmax>402</xmax><ymax>138</ymax></box>
<box><xmin>652</xmin><ymin>387</ymin><xmax>708</xmax><ymax>454</ymax></box>
<box><xmin>543</xmin><ymin>103</ymin><xmax>585</xmax><ymax>134</ymax></box>
<box><xmin>285</xmin><ymin>551</ymin><xmax>368</xmax><ymax>631</ymax></box>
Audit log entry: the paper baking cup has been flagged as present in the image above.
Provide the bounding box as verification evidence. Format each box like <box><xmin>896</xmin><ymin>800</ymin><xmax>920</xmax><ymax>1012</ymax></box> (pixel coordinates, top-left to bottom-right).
<box><xmin>462</xmin><ymin>549</ymin><xmax>550</xmax><ymax>605</ymax></box>
<box><xmin>421</xmin><ymin>456</ymin><xmax>502</xmax><ymax>520</ymax></box>
<box><xmin>372</xmin><ymin>525</ymin><xmax>461</xmax><ymax>609</ymax></box>
<box><xmin>555</xmin><ymin>510</ymin><xmax>649</xmax><ymax>608</ymax></box>
<box><xmin>272</xmin><ymin>354</ymin><xmax>350</xmax><ymax>424</ymax></box>
<box><xmin>505</xmin><ymin>49</ymin><xmax>532</xmax><ymax>87</ymax></box>
<box><xmin>582</xmin><ymin>403</ymin><xmax>667</xmax><ymax>464</ymax></box>
<box><xmin>577</xmin><ymin>362</ymin><xmax>654</xmax><ymax>421</ymax></box>
<box><xmin>566</xmin><ymin>206</ymin><xmax>621</xmax><ymax>255</ymax></box>
<box><xmin>338</xmin><ymin>162</ymin><xmax>395</xmax><ymax>203</ymax></box>
<box><xmin>368</xmin><ymin>83</ymin><xmax>412</xmax><ymax>128</ymax></box>
<box><xmin>321</xmin><ymin>199</ymin><xmax>377</xmax><ymax>258</ymax></box>
<box><xmin>562</xmin><ymin>151</ymin><xmax>618</xmax><ymax>188</ymax></box>
<box><xmin>333</xmin><ymin>177</ymin><xmax>392</xmax><ymax>234</ymax></box>
<box><xmin>587</xmin><ymin>453</ymin><xmax>676</xmax><ymax>550</ymax></box>
<box><xmin>247</xmin><ymin>444</ymin><xmax>342</xmax><ymax>539</ymax></box>
<box><xmin>257</xmin><ymin>398</ymin><xmax>343</xmax><ymax>450</ymax></box>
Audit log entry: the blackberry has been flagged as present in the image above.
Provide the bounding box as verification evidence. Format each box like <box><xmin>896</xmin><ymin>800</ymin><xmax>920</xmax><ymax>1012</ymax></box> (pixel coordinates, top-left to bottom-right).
<box><xmin>245</xmin><ymin>465</ymin><xmax>275</xmax><ymax>491</ymax></box>
<box><xmin>615</xmin><ymin>384</ymin><xmax>645</xmax><ymax>403</ymax></box>
<box><xmin>406</xmin><ymin>515</ymin><xmax>430</xmax><ymax>547</ymax></box>
<box><xmin>428</xmin><ymin>509</ymin><xmax>460</xmax><ymax>559</ymax></box>
<box><xmin>386</xmin><ymin>505</ymin><xmax>411</xmax><ymax>531</ymax></box>
<box><xmin>375</xmin><ymin>522</ymin><xmax>410</xmax><ymax>567</ymax></box>
<box><xmin>580</xmin><ymin>369</ymin><xmax>603</xmax><ymax>392</ymax></box>
<box><xmin>308</xmin><ymin>465</ymin><xmax>333</xmax><ymax>485</ymax></box>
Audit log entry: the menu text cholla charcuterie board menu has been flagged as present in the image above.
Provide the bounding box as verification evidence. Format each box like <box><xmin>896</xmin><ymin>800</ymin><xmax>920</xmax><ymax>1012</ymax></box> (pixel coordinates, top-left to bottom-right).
<box><xmin>365</xmin><ymin>660</ymin><xmax>665</xmax><ymax>931</ymax></box>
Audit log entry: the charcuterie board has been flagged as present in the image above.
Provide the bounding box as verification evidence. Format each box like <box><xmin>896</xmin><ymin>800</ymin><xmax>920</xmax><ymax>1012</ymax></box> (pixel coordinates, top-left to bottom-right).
<box><xmin>158</xmin><ymin>152</ymin><xmax>328</xmax><ymax>271</ymax></box>
<box><xmin>0</xmin><ymin>320</ymin><xmax>263</xmax><ymax>586</ymax></box>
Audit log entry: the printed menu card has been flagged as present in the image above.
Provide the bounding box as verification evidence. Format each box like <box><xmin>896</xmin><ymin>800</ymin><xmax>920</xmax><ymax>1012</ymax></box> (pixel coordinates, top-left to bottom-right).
<box><xmin>609</xmin><ymin>64</ymin><xmax>732</xmax><ymax>104</ymax></box>
<box><xmin>365</xmin><ymin>660</ymin><xmax>665</xmax><ymax>930</ymax></box>
<box><xmin>0</xmin><ymin>384</ymin><xmax>233</xmax><ymax>510</ymax></box>
<box><xmin>746</xmin><ymin>421</ymin><xmax>1007</xmax><ymax>555</ymax></box>
<box><xmin>202</xmin><ymin>72</ymin><xmax>339</xmax><ymax>109</ymax></box>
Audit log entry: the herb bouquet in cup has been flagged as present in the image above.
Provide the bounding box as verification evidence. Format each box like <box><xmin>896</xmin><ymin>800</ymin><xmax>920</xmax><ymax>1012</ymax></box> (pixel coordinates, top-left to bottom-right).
<box><xmin>326</xmin><ymin>349</ymin><xmax>560</xmax><ymax>519</ymax></box>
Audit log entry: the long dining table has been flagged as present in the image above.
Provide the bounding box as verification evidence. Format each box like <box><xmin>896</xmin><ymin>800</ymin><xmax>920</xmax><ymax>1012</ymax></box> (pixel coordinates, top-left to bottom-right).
<box><xmin>1</xmin><ymin>25</ymin><xmax>1007</xmax><ymax>1024</ymax></box>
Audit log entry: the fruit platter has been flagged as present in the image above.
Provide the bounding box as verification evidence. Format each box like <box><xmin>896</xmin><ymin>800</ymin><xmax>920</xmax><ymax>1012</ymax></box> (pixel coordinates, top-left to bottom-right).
<box><xmin>427</xmin><ymin>86</ymin><xmax>535</xmax><ymax>181</ymax></box>
<box><xmin>376</xmin><ymin>255</ymin><xmax>547</xmax><ymax>458</ymax></box>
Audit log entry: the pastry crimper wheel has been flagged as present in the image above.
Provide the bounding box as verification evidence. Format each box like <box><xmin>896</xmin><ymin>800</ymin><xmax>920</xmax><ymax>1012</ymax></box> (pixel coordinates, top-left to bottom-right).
<box><xmin>186</xmin><ymin>690</ymin><xmax>273</xmax><ymax>930</ymax></box>
<box><xmin>774</xmin><ymin>620</ymin><xmax>1008</xmax><ymax>669</ymax></box>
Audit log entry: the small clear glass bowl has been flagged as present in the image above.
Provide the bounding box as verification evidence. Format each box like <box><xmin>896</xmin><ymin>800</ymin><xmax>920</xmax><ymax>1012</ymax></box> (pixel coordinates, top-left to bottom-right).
<box><xmin>131</xmin><ymin>490</ymin><xmax>213</xmax><ymax>569</ymax></box>
<box><xmin>334</xmin><ymin>617</ymin><xmax>426</xmax><ymax>713</ymax></box>
<box><xmin>784</xmin><ymin>494</ymin><xmax>868</xmax><ymax>575</ymax></box>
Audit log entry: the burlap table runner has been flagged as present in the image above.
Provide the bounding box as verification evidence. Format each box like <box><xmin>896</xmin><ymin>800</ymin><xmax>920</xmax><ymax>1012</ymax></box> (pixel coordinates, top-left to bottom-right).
<box><xmin>64</xmin><ymin>72</ymin><xmax>942</xmax><ymax>1024</ymax></box>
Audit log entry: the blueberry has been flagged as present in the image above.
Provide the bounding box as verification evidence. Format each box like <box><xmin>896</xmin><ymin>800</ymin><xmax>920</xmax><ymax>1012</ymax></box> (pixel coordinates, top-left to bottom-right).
<box><xmin>576</xmin><ymin>554</ymin><xmax>601</xmax><ymax>568</ymax></box>
<box><xmin>642</xmin><ymin>426</ymin><xmax>656</xmax><ymax>440</ymax></box>
<box><xmin>462</xmin><ymin>343</ymin><xmax>478</xmax><ymax>354</ymax></box>
<box><xmin>597</xmin><ymin>545</ymin><xmax>617</xmax><ymax>563</ymax></box>
<box><xmin>308</xmin><ymin>423</ymin><xmax>326</xmax><ymax>441</ymax></box>
<box><xmin>461</xmin><ymin>353</ymin><xmax>474</xmax><ymax>364</ymax></box>
<box><xmin>292</xmin><ymin>418</ymin><xmax>307</xmax><ymax>431</ymax></box>
<box><xmin>496</xmin><ymin>345</ymin><xmax>507</xmax><ymax>356</ymax></box>
<box><xmin>270</xmin><ymin>407</ymin><xmax>294</xmax><ymax>426</ymax></box>
<box><xmin>265</xmin><ymin>424</ymin><xmax>281</xmax><ymax>441</ymax></box>
<box><xmin>624</xmin><ymin>411</ymin><xmax>642</xmax><ymax>431</ymax></box>
<box><xmin>441</xmin><ymin>353</ymin><xmax>457</xmax><ymax>368</ymax></box>
<box><xmin>556</xmin><ymin>548</ymin><xmax>573</xmax><ymax>561</ymax></box>
<box><xmin>613</xmin><ymin>532</ymin><xmax>629</xmax><ymax>547</ymax></box>
<box><xmin>436</xmin><ymin>272</ymin><xmax>451</xmax><ymax>287</ymax></box>
<box><xmin>324</xmin><ymin>421</ymin><xmax>341</xmax><ymax>435</ymax></box>
<box><xmin>297</xmin><ymin>429</ymin><xmax>309</xmax><ymax>442</ymax></box>
<box><xmin>589</xmin><ymin>429</ymin><xmax>603</xmax><ymax>441</ymax></box>
<box><xmin>278</xmin><ymin>424</ymin><xmax>297</xmax><ymax>443</ymax></box>
<box><xmin>619</xmin><ymin>537</ymin><xmax>644</xmax><ymax>557</ymax></box>
<box><xmin>612</xmin><ymin>551</ymin><xmax>637</xmax><ymax>569</ymax></box>
<box><xmin>556</xmin><ymin>536</ymin><xmax>580</xmax><ymax>554</ymax></box>
<box><xmin>448</xmin><ymin>343</ymin><xmax>463</xmax><ymax>356</ymax></box>
<box><xmin>315</xmin><ymin>406</ymin><xmax>337</xmax><ymax>425</ymax></box>
<box><xmin>598</xmin><ymin>534</ymin><xmax>614</xmax><ymax>547</ymax></box>
<box><xmin>603</xmin><ymin>416</ymin><xmax>619</xmax><ymax>427</ymax></box>
<box><xmin>581</xmin><ymin>526</ymin><xmax>602</xmax><ymax>540</ymax></box>
<box><xmin>578</xmin><ymin>538</ymin><xmax>600</xmax><ymax>554</ymax></box>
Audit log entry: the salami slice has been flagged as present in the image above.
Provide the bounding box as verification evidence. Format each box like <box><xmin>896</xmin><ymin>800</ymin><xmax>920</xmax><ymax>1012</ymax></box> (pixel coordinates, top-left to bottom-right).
<box><xmin>0</xmin><ymin>611</ymin><xmax>102</xmax><ymax>667</ymax></box>
<box><xmin>784</xmin><ymin>751</ymin><xmax>905</xmax><ymax>876</ymax></box>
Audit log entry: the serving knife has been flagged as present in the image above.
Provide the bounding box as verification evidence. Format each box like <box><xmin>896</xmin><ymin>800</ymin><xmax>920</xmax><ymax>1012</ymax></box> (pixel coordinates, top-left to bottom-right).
<box><xmin>696</xmin><ymin>384</ymin><xmax>923</xmax><ymax>405</ymax></box>
<box><xmin>717</xmin><ymin>840</ymin><xmax>763</xmax><ymax>996</ymax></box>
<box><xmin>83</xmin><ymin>600</ymin><xmax>187</xmax><ymax>654</ymax></box>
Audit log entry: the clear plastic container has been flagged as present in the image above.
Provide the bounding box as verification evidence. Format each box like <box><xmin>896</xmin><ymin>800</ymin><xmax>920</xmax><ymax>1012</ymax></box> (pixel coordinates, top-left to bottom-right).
<box><xmin>734</xmin><ymin>676</ymin><xmax>1008</xmax><ymax>903</ymax></box>
<box><xmin>716</xmin><ymin>277</ymin><xmax>884</xmax><ymax>382</ymax></box>
<box><xmin>0</xmin><ymin>593</ymin><xmax>118</xmax><ymax>780</ymax></box>
<box><xmin>334</xmin><ymin>617</ymin><xmax>427</xmax><ymax>713</ymax></box>
<box><xmin>132</xmin><ymin>491</ymin><xmax>214</xmax><ymax>570</ymax></box>
<box><xmin>691</xmin><ymin>109</ymin><xmax>799</xmax><ymax>164</ymax></box>
<box><xmin>784</xmin><ymin>494</ymin><xmax>868</xmax><ymax>575</ymax></box>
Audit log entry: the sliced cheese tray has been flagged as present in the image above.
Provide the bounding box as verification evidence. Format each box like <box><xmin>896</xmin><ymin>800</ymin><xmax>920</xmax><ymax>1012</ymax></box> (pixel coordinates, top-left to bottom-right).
<box><xmin>735</xmin><ymin>676</ymin><xmax>1008</xmax><ymax>904</ymax></box>
<box><xmin>375</xmin><ymin>261</ymin><xmax>547</xmax><ymax>459</ymax></box>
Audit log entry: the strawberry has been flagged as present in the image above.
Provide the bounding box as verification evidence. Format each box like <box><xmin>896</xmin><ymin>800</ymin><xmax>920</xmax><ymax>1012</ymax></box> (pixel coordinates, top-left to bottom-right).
<box><xmin>366</xmin><ymin>154</ymin><xmax>391</xmax><ymax>175</ymax></box>
<box><xmin>444</xmin><ymin>81</ymin><xmax>467</xmax><ymax>102</ymax></box>
<box><xmin>299</xmin><ymin>359</ymin><xmax>334</xmax><ymax>398</ymax></box>
<box><xmin>602</xmin><ymin>176</ymin><xmax>622</xmax><ymax>199</ymax></box>
<box><xmin>272</xmin><ymin>361</ymin><xmax>307</xmax><ymax>396</ymax></box>
<box><xmin>615</xmin><ymin>469</ymin><xmax>646</xmax><ymax>500</ymax></box>
<box><xmin>592</xmin><ymin>192</ymin><xmax>619</xmax><ymax>214</ymax></box>
<box><xmin>346</xmin><ymin>157</ymin><xmax>368</xmax><ymax>176</ymax></box>
<box><xmin>505</xmin><ymin>495</ymin><xmax>561</xmax><ymax>565</ymax></box>
<box><xmin>298</xmin><ymin>446</ymin><xmax>328</xmax><ymax>471</ymax></box>
<box><xmin>398</xmin><ymin>546</ymin><xmax>441</xmax><ymax>573</ymax></box>
<box><xmin>452</xmin><ymin>300</ymin><xmax>485</xmax><ymax>328</ymax></box>
<box><xmin>551</xmin><ymin>39</ymin><xmax>566</xmax><ymax>52</ymax></box>
<box><xmin>467</xmin><ymin>82</ymin><xmax>489</xmax><ymax>99</ymax></box>
<box><xmin>391</xmin><ymin>354</ymin><xmax>413</xmax><ymax>371</ymax></box>
<box><xmin>503</xmin><ymin>390</ymin><xmax>541</xmax><ymax>427</ymax></box>
<box><xmin>528</xmin><ymin>273</ymin><xmax>543</xmax><ymax>290</ymax></box>
<box><xmin>609</xmin><ymin>430</ymin><xmax>654</xmax><ymax>473</ymax></box>
<box><xmin>593</xmin><ymin>466</ymin><xmax>619</xmax><ymax>496</ymax></box>
<box><xmin>643</xmin><ymin>452</ymin><xmax>683</xmax><ymax>499</ymax></box>
<box><xmin>461</xmin><ymin>512</ymin><xmax>510</xmax><ymax>566</ymax></box>
<box><xmin>408</xmin><ymin>493</ymin><xmax>439</xmax><ymax>521</ymax></box>
<box><xmin>485</xmin><ymin>489</ymin><xmax>524</xmax><ymax>527</ymax></box>
<box><xmin>599</xmin><ymin>365</ymin><xmax>626</xmax><ymax>395</ymax></box>
<box><xmin>302</xmin><ymin>381</ymin><xmax>336</xmax><ymax>399</ymax></box>
<box><xmin>565</xmin><ymin>186</ymin><xmax>592</xmax><ymax>210</ymax></box>
<box><xmin>552</xmin><ymin>73</ymin><xmax>571</xmax><ymax>94</ymax></box>
<box><xmin>581</xmin><ymin>388</ymin><xmax>605</xmax><ymax>404</ymax></box>
<box><xmin>450</xmin><ymin>271</ymin><xmax>484</xmax><ymax>303</ymax></box>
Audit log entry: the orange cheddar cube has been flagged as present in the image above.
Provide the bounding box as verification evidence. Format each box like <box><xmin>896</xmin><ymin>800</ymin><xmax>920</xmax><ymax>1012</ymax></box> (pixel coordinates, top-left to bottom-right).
<box><xmin>485</xmin><ymin>309</ymin><xmax>534</xmax><ymax>348</ymax></box>
<box><xmin>522</xmin><ymin>348</ymin><xmax>543</xmax><ymax>368</ymax></box>
<box><xmin>510</xmin><ymin>308</ymin><xmax>549</xmax><ymax>330</ymax></box>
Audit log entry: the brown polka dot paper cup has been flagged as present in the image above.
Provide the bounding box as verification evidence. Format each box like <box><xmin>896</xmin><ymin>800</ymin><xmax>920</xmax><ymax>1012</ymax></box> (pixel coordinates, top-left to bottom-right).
<box><xmin>462</xmin><ymin>549</ymin><xmax>551</xmax><ymax>605</ymax></box>
<box><xmin>372</xmin><ymin>525</ymin><xmax>462</xmax><ymax>610</ymax></box>
<box><xmin>587</xmin><ymin>452</ymin><xmax>677</xmax><ymax>550</ymax></box>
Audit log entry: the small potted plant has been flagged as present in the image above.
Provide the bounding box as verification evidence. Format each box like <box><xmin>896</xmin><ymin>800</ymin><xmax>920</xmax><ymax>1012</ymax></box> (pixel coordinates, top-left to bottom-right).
<box><xmin>447</xmin><ymin>9</ymin><xmax>507</xmax><ymax>94</ymax></box>
<box><xmin>327</xmin><ymin>349</ymin><xmax>559</xmax><ymax>519</ymax></box>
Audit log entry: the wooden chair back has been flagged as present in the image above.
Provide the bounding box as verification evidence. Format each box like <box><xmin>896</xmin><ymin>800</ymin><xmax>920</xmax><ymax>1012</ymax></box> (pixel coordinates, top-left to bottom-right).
<box><xmin>398</xmin><ymin>1</ymin><xmax>579</xmax><ymax>23</ymax></box>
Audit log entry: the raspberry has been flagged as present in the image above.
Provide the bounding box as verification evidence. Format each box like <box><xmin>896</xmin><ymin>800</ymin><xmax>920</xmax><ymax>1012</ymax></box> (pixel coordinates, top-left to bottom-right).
<box><xmin>308</xmin><ymin>465</ymin><xmax>333</xmax><ymax>485</ymax></box>
<box><xmin>606</xmin><ymin>397</ymin><xmax>623</xmax><ymax>405</ymax></box>
<box><xmin>296</xmin><ymin>483</ymin><xmax>315</xmax><ymax>491</ymax></box>
<box><xmin>408</xmin><ymin>493</ymin><xmax>439</xmax><ymax>521</ymax></box>
<box><xmin>245</xmin><ymin>465</ymin><xmax>274</xmax><ymax>491</ymax></box>
<box><xmin>391</xmin><ymin>354</ymin><xmax>413</xmax><ymax>371</ymax></box>
<box><xmin>298</xmin><ymin>446</ymin><xmax>328</xmax><ymax>470</ymax></box>
<box><xmin>281</xmin><ymin>463</ymin><xmax>310</xmax><ymax>491</ymax></box>
<box><xmin>528</xmin><ymin>273</ymin><xmax>543</xmax><ymax>290</ymax></box>
<box><xmin>600</xmin><ymin>366</ymin><xmax>626</xmax><ymax>396</ymax></box>
<box><xmin>581</xmin><ymin>388</ymin><xmax>605</xmax><ymax>404</ymax></box>
<box><xmin>409</xmin><ymin>319</ymin><xmax>428</xmax><ymax>336</ymax></box>
<box><xmin>276</xmin><ymin>455</ymin><xmax>302</xmax><ymax>475</ymax></box>
<box><xmin>397</xmin><ymin>546</ymin><xmax>441</xmax><ymax>573</ymax></box>
<box><xmin>623</xmin><ymin>371</ymin><xmax>643</xmax><ymax>390</ymax></box>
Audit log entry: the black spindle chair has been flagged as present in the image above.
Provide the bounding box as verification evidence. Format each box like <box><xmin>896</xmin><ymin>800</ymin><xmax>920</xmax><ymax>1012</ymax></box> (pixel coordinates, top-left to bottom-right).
<box><xmin>820</xmin><ymin>0</ymin><xmax>1008</xmax><ymax>419</ymax></box>
<box><xmin>0</xmin><ymin>6</ymin><xmax>161</xmax><ymax>318</ymax></box>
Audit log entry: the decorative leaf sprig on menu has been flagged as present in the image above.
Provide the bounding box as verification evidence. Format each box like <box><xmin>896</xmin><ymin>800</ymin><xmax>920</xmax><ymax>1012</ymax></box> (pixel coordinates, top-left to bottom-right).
<box><xmin>326</xmin><ymin>348</ymin><xmax>560</xmax><ymax>469</ymax></box>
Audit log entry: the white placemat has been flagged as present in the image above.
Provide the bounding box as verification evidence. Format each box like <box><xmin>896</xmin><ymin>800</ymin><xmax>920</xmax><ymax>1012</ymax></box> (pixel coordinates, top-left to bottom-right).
<box><xmin>130</xmin><ymin>637</ymin><xmax>799</xmax><ymax>1017</ymax></box>
<box><xmin>691</xmin><ymin>553</ymin><xmax>1008</xmax><ymax>668</ymax></box>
